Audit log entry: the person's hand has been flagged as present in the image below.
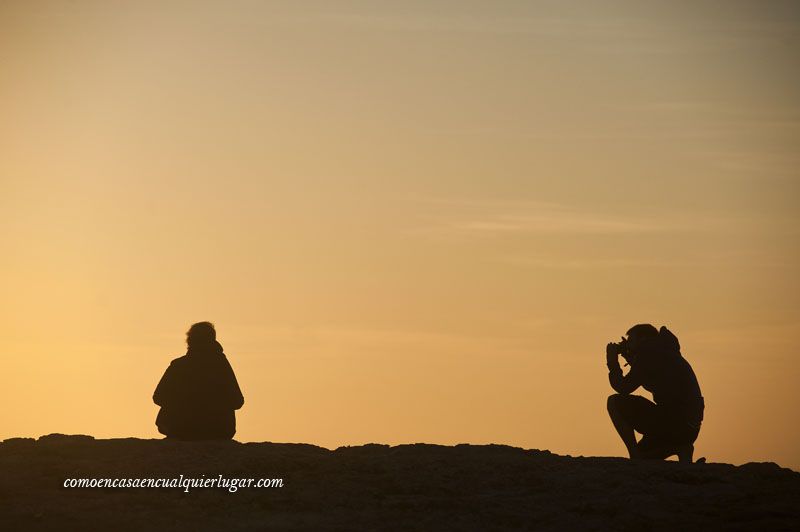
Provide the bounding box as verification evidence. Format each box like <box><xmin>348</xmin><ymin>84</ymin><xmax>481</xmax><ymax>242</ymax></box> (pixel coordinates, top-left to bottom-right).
<box><xmin>606</xmin><ymin>336</ymin><xmax>626</xmax><ymax>368</ymax></box>
<box><xmin>606</xmin><ymin>343</ymin><xmax>619</xmax><ymax>366</ymax></box>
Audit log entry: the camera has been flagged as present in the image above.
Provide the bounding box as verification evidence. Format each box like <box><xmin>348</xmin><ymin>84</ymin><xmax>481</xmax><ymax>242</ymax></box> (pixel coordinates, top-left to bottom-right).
<box><xmin>610</xmin><ymin>338</ymin><xmax>629</xmax><ymax>357</ymax></box>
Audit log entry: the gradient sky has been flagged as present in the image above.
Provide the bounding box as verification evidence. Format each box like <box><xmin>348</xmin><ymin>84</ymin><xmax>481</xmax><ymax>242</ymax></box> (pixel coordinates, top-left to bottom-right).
<box><xmin>1</xmin><ymin>1</ymin><xmax>799</xmax><ymax>468</ymax></box>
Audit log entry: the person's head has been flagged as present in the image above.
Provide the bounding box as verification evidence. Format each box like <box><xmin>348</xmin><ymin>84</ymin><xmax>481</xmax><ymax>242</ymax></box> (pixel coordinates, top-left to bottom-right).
<box><xmin>624</xmin><ymin>323</ymin><xmax>659</xmax><ymax>363</ymax></box>
<box><xmin>186</xmin><ymin>321</ymin><xmax>216</xmax><ymax>348</ymax></box>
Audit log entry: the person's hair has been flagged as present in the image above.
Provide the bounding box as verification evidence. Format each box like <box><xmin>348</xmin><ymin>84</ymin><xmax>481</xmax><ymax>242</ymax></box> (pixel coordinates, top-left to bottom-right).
<box><xmin>186</xmin><ymin>321</ymin><xmax>216</xmax><ymax>346</ymax></box>
<box><xmin>626</xmin><ymin>323</ymin><xmax>659</xmax><ymax>340</ymax></box>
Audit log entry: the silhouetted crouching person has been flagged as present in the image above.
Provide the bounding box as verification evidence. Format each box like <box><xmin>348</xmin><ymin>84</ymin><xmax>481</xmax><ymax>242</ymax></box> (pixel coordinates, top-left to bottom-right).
<box><xmin>154</xmin><ymin>322</ymin><xmax>244</xmax><ymax>440</ymax></box>
<box><xmin>606</xmin><ymin>324</ymin><xmax>704</xmax><ymax>462</ymax></box>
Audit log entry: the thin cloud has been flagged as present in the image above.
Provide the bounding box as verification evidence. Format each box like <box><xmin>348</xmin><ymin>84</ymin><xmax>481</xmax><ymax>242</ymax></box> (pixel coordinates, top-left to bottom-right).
<box><xmin>300</xmin><ymin>11</ymin><xmax>799</xmax><ymax>57</ymax></box>
<box><xmin>306</xmin><ymin>13</ymin><xmax>630</xmax><ymax>36</ymax></box>
<box><xmin>496</xmin><ymin>256</ymin><xmax>667</xmax><ymax>270</ymax></box>
<box><xmin>410</xmin><ymin>197</ymin><xmax>782</xmax><ymax>238</ymax></box>
<box><xmin>448</xmin><ymin>213</ymin><xmax>663</xmax><ymax>235</ymax></box>
<box><xmin>415</xmin><ymin>200</ymin><xmax>697</xmax><ymax>237</ymax></box>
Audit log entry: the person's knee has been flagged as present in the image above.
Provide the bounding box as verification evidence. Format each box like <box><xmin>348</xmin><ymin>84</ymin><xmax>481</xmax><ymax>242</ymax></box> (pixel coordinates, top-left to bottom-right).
<box><xmin>607</xmin><ymin>394</ymin><xmax>623</xmax><ymax>414</ymax></box>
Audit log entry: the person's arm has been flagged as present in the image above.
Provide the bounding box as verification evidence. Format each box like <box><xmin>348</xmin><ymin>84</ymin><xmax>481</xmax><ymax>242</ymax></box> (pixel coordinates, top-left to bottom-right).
<box><xmin>607</xmin><ymin>344</ymin><xmax>641</xmax><ymax>394</ymax></box>
<box><xmin>222</xmin><ymin>358</ymin><xmax>245</xmax><ymax>410</ymax></box>
<box><xmin>153</xmin><ymin>362</ymin><xmax>177</xmax><ymax>406</ymax></box>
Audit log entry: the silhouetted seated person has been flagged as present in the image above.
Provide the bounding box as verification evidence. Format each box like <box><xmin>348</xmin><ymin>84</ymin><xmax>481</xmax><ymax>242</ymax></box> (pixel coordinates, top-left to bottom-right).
<box><xmin>606</xmin><ymin>324</ymin><xmax>704</xmax><ymax>462</ymax></box>
<box><xmin>153</xmin><ymin>322</ymin><xmax>244</xmax><ymax>440</ymax></box>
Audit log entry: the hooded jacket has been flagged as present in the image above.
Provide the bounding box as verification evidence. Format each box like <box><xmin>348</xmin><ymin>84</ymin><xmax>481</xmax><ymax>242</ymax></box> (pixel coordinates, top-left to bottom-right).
<box><xmin>608</xmin><ymin>327</ymin><xmax>704</xmax><ymax>424</ymax></box>
<box><xmin>153</xmin><ymin>340</ymin><xmax>244</xmax><ymax>439</ymax></box>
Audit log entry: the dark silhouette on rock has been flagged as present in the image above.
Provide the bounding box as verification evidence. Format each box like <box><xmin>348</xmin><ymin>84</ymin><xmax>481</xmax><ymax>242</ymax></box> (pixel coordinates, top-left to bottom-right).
<box><xmin>153</xmin><ymin>322</ymin><xmax>244</xmax><ymax>440</ymax></box>
<box><xmin>606</xmin><ymin>323</ymin><xmax>704</xmax><ymax>462</ymax></box>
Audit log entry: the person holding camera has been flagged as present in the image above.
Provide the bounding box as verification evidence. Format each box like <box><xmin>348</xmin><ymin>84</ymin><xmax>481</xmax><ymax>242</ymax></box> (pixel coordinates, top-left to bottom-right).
<box><xmin>606</xmin><ymin>324</ymin><xmax>704</xmax><ymax>462</ymax></box>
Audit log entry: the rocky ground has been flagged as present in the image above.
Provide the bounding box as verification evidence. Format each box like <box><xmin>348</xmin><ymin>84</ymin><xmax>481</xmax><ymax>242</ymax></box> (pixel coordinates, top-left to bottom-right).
<box><xmin>1</xmin><ymin>434</ymin><xmax>798</xmax><ymax>531</ymax></box>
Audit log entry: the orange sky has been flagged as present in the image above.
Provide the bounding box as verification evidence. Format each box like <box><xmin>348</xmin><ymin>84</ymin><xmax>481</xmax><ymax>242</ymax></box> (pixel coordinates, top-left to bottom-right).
<box><xmin>1</xmin><ymin>1</ymin><xmax>799</xmax><ymax>469</ymax></box>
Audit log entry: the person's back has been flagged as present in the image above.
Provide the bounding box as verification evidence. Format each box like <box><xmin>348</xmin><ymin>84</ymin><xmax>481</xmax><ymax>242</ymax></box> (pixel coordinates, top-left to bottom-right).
<box><xmin>622</xmin><ymin>327</ymin><xmax>704</xmax><ymax>425</ymax></box>
<box><xmin>153</xmin><ymin>322</ymin><xmax>244</xmax><ymax>440</ymax></box>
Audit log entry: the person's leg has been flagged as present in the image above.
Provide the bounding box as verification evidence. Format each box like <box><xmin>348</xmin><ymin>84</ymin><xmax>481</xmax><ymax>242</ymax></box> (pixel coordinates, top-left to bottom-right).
<box><xmin>607</xmin><ymin>394</ymin><xmax>654</xmax><ymax>459</ymax></box>
<box><xmin>638</xmin><ymin>408</ymin><xmax>700</xmax><ymax>462</ymax></box>
<box><xmin>637</xmin><ymin>435</ymin><xmax>677</xmax><ymax>460</ymax></box>
<box><xmin>676</xmin><ymin>443</ymin><xmax>694</xmax><ymax>463</ymax></box>
<box><xmin>670</xmin><ymin>418</ymin><xmax>701</xmax><ymax>463</ymax></box>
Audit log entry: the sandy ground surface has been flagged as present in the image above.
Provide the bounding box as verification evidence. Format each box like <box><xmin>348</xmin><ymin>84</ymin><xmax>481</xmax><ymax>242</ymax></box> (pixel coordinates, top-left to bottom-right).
<box><xmin>1</xmin><ymin>434</ymin><xmax>798</xmax><ymax>531</ymax></box>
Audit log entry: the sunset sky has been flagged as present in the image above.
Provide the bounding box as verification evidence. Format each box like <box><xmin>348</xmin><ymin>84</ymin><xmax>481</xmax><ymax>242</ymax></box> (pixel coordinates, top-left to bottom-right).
<box><xmin>1</xmin><ymin>1</ymin><xmax>798</xmax><ymax>468</ymax></box>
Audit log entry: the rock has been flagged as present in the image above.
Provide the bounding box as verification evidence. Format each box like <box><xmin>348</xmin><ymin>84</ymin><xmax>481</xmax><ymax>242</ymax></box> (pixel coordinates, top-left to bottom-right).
<box><xmin>0</xmin><ymin>435</ymin><xmax>798</xmax><ymax>531</ymax></box>
<box><xmin>37</xmin><ymin>434</ymin><xmax>95</xmax><ymax>443</ymax></box>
